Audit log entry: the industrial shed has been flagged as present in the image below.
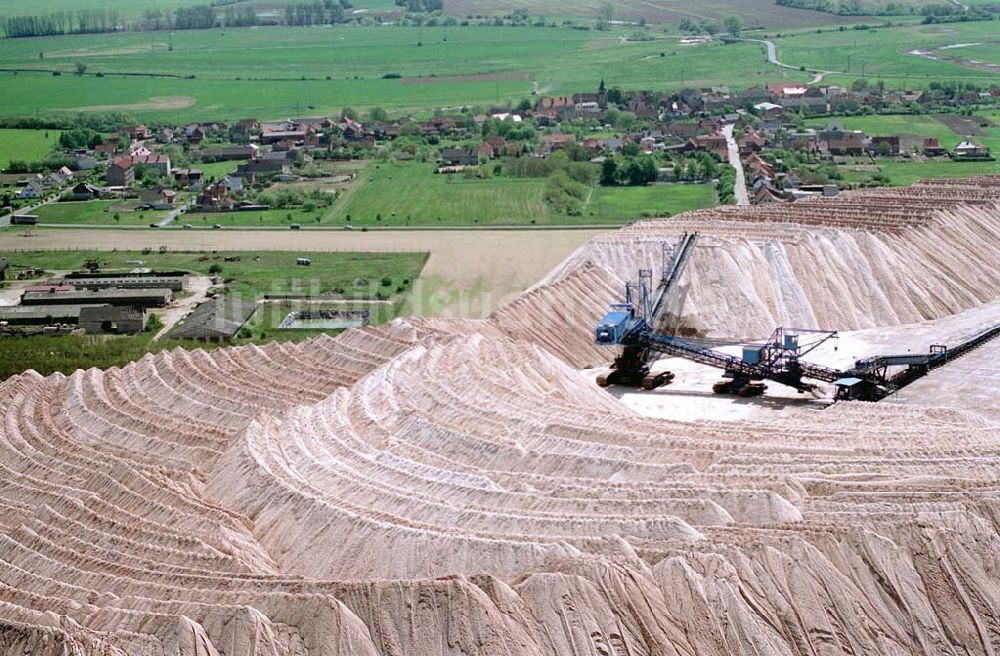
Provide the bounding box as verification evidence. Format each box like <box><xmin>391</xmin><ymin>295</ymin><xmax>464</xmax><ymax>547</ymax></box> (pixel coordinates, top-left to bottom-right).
<box><xmin>60</xmin><ymin>270</ymin><xmax>189</xmax><ymax>292</ymax></box>
<box><xmin>79</xmin><ymin>305</ymin><xmax>145</xmax><ymax>335</ymax></box>
<box><xmin>0</xmin><ymin>304</ymin><xmax>97</xmax><ymax>326</ymax></box>
<box><xmin>57</xmin><ymin>275</ymin><xmax>187</xmax><ymax>292</ymax></box>
<box><xmin>21</xmin><ymin>288</ymin><xmax>173</xmax><ymax>308</ymax></box>
<box><xmin>172</xmin><ymin>297</ymin><xmax>257</xmax><ymax>342</ymax></box>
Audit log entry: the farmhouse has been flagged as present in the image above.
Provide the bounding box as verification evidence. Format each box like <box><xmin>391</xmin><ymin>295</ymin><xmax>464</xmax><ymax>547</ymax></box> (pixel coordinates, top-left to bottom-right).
<box><xmin>955</xmin><ymin>140</ymin><xmax>990</xmax><ymax>159</ymax></box>
<box><xmin>260</xmin><ymin>130</ymin><xmax>307</xmax><ymax>145</ymax></box>
<box><xmin>236</xmin><ymin>160</ymin><xmax>289</xmax><ymax>177</ymax></box>
<box><xmin>441</xmin><ymin>147</ymin><xmax>482</xmax><ymax>166</ymax></box>
<box><xmin>107</xmin><ymin>157</ymin><xmax>135</xmax><ymax>188</ymax></box>
<box><xmin>219</xmin><ymin>175</ymin><xmax>245</xmax><ymax>195</ymax></box>
<box><xmin>923</xmin><ymin>137</ymin><xmax>947</xmax><ymax>156</ymax></box>
<box><xmin>229</xmin><ymin>119</ymin><xmax>260</xmax><ymax>143</ymax></box>
<box><xmin>128</xmin><ymin>144</ymin><xmax>152</xmax><ymax>159</ymax></box>
<box><xmin>824</xmin><ymin>130</ymin><xmax>866</xmax><ymax>156</ymax></box>
<box><xmin>693</xmin><ymin>133</ymin><xmax>729</xmax><ymax>159</ymax></box>
<box><xmin>173</xmin><ymin>169</ymin><xmax>204</xmax><ymax>186</ymax></box>
<box><xmin>129</xmin><ymin>124</ymin><xmax>152</xmax><ymax>140</ymax></box>
<box><xmin>139</xmin><ymin>188</ymin><xmax>177</xmax><ymax>210</ymax></box>
<box><xmin>201</xmin><ymin>145</ymin><xmax>259</xmax><ymax>161</ymax></box>
<box><xmin>134</xmin><ymin>154</ymin><xmax>172</xmax><ymax>176</ymax></box>
<box><xmin>338</xmin><ymin>117</ymin><xmax>365</xmax><ymax>141</ymax></box>
<box><xmin>184</xmin><ymin>125</ymin><xmax>205</xmax><ymax>143</ymax></box>
<box><xmin>69</xmin><ymin>182</ymin><xmax>102</xmax><ymax>200</ymax></box>
<box><xmin>196</xmin><ymin>184</ymin><xmax>237</xmax><ymax>211</ymax></box>
<box><xmin>17</xmin><ymin>181</ymin><xmax>43</xmax><ymax>199</ymax></box>
<box><xmin>754</xmin><ymin>102</ymin><xmax>784</xmax><ymax>119</ymax></box>
<box><xmin>870</xmin><ymin>136</ymin><xmax>901</xmax><ymax>156</ymax></box>
<box><xmin>739</xmin><ymin>131</ymin><xmax>767</xmax><ymax>155</ymax></box>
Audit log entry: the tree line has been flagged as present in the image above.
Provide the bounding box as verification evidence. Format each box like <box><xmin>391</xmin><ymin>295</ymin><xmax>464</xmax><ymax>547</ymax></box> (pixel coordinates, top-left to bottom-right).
<box><xmin>776</xmin><ymin>0</ymin><xmax>994</xmax><ymax>18</ymax></box>
<box><xmin>395</xmin><ymin>0</ymin><xmax>444</xmax><ymax>13</ymax></box>
<box><xmin>3</xmin><ymin>9</ymin><xmax>122</xmax><ymax>38</ymax></box>
<box><xmin>2</xmin><ymin>0</ymin><xmax>354</xmax><ymax>38</ymax></box>
<box><xmin>285</xmin><ymin>0</ymin><xmax>353</xmax><ymax>27</ymax></box>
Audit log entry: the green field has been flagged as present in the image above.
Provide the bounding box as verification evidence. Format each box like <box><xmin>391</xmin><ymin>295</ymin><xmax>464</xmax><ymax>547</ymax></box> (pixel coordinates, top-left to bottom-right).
<box><xmin>33</xmin><ymin>199</ymin><xmax>172</xmax><ymax>225</ymax></box>
<box><xmin>824</xmin><ymin>114</ymin><xmax>958</xmax><ymax>143</ymax></box>
<box><xmin>949</xmin><ymin>42</ymin><xmax>1000</xmax><ymax>66</ymax></box>
<box><xmin>840</xmin><ymin>157</ymin><xmax>999</xmax><ymax>186</ymax></box>
<box><xmin>773</xmin><ymin>21</ymin><xmax>1000</xmax><ymax>87</ymax></box>
<box><xmin>585</xmin><ymin>183</ymin><xmax>718</xmax><ymax>220</ymax></box>
<box><xmin>183</xmin><ymin>207</ymin><xmax>324</xmax><ymax>227</ymax></box>
<box><xmin>318</xmin><ymin>160</ymin><xmax>720</xmax><ymax>226</ymax></box>
<box><xmin>0</xmin><ymin>128</ymin><xmax>60</xmax><ymax>168</ymax></box>
<box><xmin>197</xmin><ymin>160</ymin><xmax>240</xmax><ymax>180</ymax></box>
<box><xmin>0</xmin><ymin>25</ymin><xmax>812</xmax><ymax>121</ymax></box>
<box><xmin>2</xmin><ymin>249</ymin><xmax>428</xmax><ymax>298</ymax></box>
<box><xmin>328</xmin><ymin>161</ymin><xmax>552</xmax><ymax>226</ymax></box>
<box><xmin>443</xmin><ymin>0</ymin><xmax>860</xmax><ymax>27</ymax></box>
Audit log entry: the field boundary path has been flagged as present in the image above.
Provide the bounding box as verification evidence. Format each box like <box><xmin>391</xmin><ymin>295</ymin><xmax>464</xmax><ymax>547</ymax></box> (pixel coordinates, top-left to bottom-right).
<box><xmin>155</xmin><ymin>206</ymin><xmax>186</xmax><ymax>228</ymax></box>
<box><xmin>722</xmin><ymin>124</ymin><xmax>750</xmax><ymax>206</ymax></box>
<box><xmin>153</xmin><ymin>275</ymin><xmax>212</xmax><ymax>340</ymax></box>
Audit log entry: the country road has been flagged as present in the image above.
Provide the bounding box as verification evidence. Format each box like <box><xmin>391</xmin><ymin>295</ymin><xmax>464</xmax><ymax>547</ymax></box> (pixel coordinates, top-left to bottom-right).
<box><xmin>722</xmin><ymin>124</ymin><xmax>750</xmax><ymax>207</ymax></box>
<box><xmin>744</xmin><ymin>38</ymin><xmax>831</xmax><ymax>85</ymax></box>
<box><xmin>0</xmin><ymin>196</ymin><xmax>58</xmax><ymax>228</ymax></box>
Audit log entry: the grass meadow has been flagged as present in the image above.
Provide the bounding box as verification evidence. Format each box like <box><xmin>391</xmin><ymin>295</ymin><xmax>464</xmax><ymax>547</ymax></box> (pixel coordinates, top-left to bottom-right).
<box><xmin>0</xmin><ymin>128</ymin><xmax>61</xmax><ymax>167</ymax></box>
<box><xmin>328</xmin><ymin>161</ymin><xmax>552</xmax><ymax>226</ymax></box>
<box><xmin>2</xmin><ymin>249</ymin><xmax>428</xmax><ymax>298</ymax></box>
<box><xmin>584</xmin><ymin>183</ymin><xmax>718</xmax><ymax>220</ymax></box>
<box><xmin>772</xmin><ymin>21</ymin><xmax>1000</xmax><ymax>88</ymax></box>
<box><xmin>33</xmin><ymin>200</ymin><xmax>172</xmax><ymax>225</ymax></box>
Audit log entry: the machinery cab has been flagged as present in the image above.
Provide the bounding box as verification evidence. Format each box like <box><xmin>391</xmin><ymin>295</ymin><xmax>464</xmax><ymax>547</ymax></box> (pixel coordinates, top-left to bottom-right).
<box><xmin>595</xmin><ymin>308</ymin><xmax>636</xmax><ymax>345</ymax></box>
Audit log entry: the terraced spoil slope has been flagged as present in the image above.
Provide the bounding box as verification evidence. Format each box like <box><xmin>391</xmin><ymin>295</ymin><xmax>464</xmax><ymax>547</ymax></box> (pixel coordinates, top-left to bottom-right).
<box><xmin>1</xmin><ymin>177</ymin><xmax>1000</xmax><ymax>655</ymax></box>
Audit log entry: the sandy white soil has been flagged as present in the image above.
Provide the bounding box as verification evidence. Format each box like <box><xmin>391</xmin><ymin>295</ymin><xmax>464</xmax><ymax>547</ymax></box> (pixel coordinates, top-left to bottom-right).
<box><xmin>0</xmin><ymin>178</ymin><xmax>999</xmax><ymax>656</ymax></box>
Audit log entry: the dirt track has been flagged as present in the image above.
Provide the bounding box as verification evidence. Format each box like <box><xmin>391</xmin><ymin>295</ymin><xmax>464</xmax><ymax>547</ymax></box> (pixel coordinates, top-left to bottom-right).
<box><xmin>0</xmin><ymin>228</ymin><xmax>602</xmax><ymax>317</ymax></box>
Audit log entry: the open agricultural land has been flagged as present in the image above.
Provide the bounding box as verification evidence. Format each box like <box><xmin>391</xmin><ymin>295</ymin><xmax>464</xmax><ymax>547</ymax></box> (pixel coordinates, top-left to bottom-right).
<box><xmin>771</xmin><ymin>19</ymin><xmax>1000</xmax><ymax>87</ymax></box>
<box><xmin>0</xmin><ymin>128</ymin><xmax>60</xmax><ymax>168</ymax></box>
<box><xmin>0</xmin><ymin>26</ymin><xmax>811</xmax><ymax>121</ymax></box>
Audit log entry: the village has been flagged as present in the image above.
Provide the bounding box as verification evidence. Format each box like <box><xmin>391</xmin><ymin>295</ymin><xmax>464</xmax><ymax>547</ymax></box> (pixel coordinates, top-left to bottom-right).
<box><xmin>2</xmin><ymin>76</ymin><xmax>998</xmax><ymax>228</ymax></box>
